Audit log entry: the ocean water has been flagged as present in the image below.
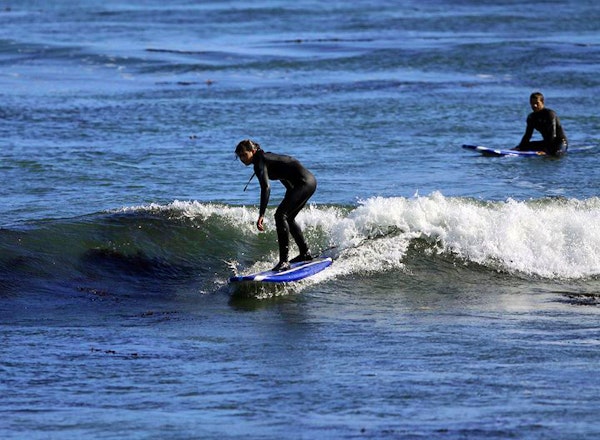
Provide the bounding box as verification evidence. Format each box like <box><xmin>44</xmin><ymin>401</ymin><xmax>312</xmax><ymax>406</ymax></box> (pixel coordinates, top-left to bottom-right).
<box><xmin>1</xmin><ymin>0</ymin><xmax>600</xmax><ymax>438</ymax></box>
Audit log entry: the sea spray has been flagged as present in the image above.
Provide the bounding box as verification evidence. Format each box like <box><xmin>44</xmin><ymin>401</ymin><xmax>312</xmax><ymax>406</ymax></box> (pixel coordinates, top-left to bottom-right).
<box><xmin>332</xmin><ymin>193</ymin><xmax>600</xmax><ymax>279</ymax></box>
<box><xmin>2</xmin><ymin>193</ymin><xmax>597</xmax><ymax>302</ymax></box>
<box><xmin>123</xmin><ymin>194</ymin><xmax>600</xmax><ymax>280</ymax></box>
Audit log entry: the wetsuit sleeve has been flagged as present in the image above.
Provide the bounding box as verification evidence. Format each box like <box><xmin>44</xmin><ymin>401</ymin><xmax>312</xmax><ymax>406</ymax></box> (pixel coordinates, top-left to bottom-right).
<box><xmin>254</xmin><ymin>152</ymin><xmax>270</xmax><ymax>217</ymax></box>
<box><xmin>518</xmin><ymin>114</ymin><xmax>535</xmax><ymax>147</ymax></box>
<box><xmin>548</xmin><ymin>111</ymin><xmax>558</xmax><ymax>140</ymax></box>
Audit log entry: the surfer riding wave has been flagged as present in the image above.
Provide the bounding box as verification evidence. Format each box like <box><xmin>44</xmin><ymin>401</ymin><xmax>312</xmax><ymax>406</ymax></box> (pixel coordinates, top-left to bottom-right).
<box><xmin>235</xmin><ymin>139</ymin><xmax>316</xmax><ymax>271</ymax></box>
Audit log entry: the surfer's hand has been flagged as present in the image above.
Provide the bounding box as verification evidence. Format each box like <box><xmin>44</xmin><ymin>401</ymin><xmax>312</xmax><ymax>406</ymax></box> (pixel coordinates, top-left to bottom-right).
<box><xmin>257</xmin><ymin>216</ymin><xmax>265</xmax><ymax>231</ymax></box>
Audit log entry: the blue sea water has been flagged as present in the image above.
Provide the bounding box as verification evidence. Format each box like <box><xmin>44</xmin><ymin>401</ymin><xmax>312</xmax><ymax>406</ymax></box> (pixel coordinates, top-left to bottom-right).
<box><xmin>1</xmin><ymin>1</ymin><xmax>600</xmax><ymax>438</ymax></box>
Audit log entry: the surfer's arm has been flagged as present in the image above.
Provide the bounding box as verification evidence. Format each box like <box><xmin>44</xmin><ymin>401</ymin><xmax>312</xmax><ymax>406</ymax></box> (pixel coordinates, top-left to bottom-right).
<box><xmin>257</xmin><ymin>181</ymin><xmax>269</xmax><ymax>231</ymax></box>
<box><xmin>517</xmin><ymin>116</ymin><xmax>534</xmax><ymax>148</ymax></box>
<box><xmin>548</xmin><ymin>111</ymin><xmax>558</xmax><ymax>140</ymax></box>
<box><xmin>254</xmin><ymin>155</ymin><xmax>270</xmax><ymax>226</ymax></box>
<box><xmin>258</xmin><ymin>177</ymin><xmax>270</xmax><ymax>218</ymax></box>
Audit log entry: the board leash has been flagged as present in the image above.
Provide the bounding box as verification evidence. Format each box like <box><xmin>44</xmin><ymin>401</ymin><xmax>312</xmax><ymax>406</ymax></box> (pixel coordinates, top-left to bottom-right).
<box><xmin>243</xmin><ymin>173</ymin><xmax>255</xmax><ymax>192</ymax></box>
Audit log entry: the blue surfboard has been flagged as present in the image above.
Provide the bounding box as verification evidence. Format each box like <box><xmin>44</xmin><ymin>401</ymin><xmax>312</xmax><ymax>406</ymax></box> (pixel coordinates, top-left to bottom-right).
<box><xmin>462</xmin><ymin>144</ymin><xmax>594</xmax><ymax>157</ymax></box>
<box><xmin>229</xmin><ymin>257</ymin><xmax>333</xmax><ymax>283</ymax></box>
<box><xmin>462</xmin><ymin>144</ymin><xmax>545</xmax><ymax>157</ymax></box>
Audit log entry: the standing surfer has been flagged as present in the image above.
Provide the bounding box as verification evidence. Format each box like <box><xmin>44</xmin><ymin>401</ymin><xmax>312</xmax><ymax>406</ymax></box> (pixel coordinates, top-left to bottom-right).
<box><xmin>235</xmin><ymin>139</ymin><xmax>316</xmax><ymax>271</ymax></box>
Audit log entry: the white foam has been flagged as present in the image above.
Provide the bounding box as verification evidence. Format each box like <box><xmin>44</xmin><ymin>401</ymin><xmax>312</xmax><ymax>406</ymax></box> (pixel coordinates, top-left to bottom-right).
<box><xmin>123</xmin><ymin>194</ymin><xmax>600</xmax><ymax>279</ymax></box>
<box><xmin>316</xmin><ymin>193</ymin><xmax>600</xmax><ymax>279</ymax></box>
<box><xmin>329</xmin><ymin>193</ymin><xmax>600</xmax><ymax>279</ymax></box>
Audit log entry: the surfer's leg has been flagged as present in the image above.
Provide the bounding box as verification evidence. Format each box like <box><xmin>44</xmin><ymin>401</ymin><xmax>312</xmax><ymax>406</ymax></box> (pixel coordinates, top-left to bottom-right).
<box><xmin>287</xmin><ymin>198</ymin><xmax>312</xmax><ymax>256</ymax></box>
<box><xmin>274</xmin><ymin>206</ymin><xmax>291</xmax><ymax>265</ymax></box>
<box><xmin>546</xmin><ymin>138</ymin><xmax>568</xmax><ymax>156</ymax></box>
<box><xmin>285</xmin><ymin>178</ymin><xmax>317</xmax><ymax>260</ymax></box>
<box><xmin>274</xmin><ymin>197</ymin><xmax>307</xmax><ymax>263</ymax></box>
<box><xmin>274</xmin><ymin>177</ymin><xmax>316</xmax><ymax>268</ymax></box>
<box><xmin>288</xmin><ymin>217</ymin><xmax>309</xmax><ymax>256</ymax></box>
<box><xmin>517</xmin><ymin>140</ymin><xmax>545</xmax><ymax>151</ymax></box>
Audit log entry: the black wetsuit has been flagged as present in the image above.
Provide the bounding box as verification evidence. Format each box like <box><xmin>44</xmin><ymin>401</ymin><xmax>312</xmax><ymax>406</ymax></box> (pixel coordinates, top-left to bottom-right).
<box><xmin>252</xmin><ymin>150</ymin><xmax>317</xmax><ymax>263</ymax></box>
<box><xmin>518</xmin><ymin>108</ymin><xmax>568</xmax><ymax>156</ymax></box>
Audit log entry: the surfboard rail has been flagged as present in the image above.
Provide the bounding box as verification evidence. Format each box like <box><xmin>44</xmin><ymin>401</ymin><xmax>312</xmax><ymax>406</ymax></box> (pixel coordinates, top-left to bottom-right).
<box><xmin>462</xmin><ymin>144</ymin><xmax>546</xmax><ymax>157</ymax></box>
<box><xmin>229</xmin><ymin>257</ymin><xmax>333</xmax><ymax>283</ymax></box>
<box><xmin>462</xmin><ymin>144</ymin><xmax>595</xmax><ymax>157</ymax></box>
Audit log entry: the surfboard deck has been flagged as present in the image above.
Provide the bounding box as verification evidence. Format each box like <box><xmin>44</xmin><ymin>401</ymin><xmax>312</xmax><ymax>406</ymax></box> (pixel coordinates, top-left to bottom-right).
<box><xmin>462</xmin><ymin>144</ymin><xmax>547</xmax><ymax>157</ymax></box>
<box><xmin>229</xmin><ymin>257</ymin><xmax>333</xmax><ymax>283</ymax></box>
<box><xmin>462</xmin><ymin>144</ymin><xmax>594</xmax><ymax>157</ymax></box>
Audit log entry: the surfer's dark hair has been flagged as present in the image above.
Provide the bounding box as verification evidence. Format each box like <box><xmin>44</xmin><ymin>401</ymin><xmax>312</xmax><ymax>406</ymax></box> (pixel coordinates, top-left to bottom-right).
<box><xmin>530</xmin><ymin>92</ymin><xmax>544</xmax><ymax>103</ymax></box>
<box><xmin>235</xmin><ymin>139</ymin><xmax>261</xmax><ymax>157</ymax></box>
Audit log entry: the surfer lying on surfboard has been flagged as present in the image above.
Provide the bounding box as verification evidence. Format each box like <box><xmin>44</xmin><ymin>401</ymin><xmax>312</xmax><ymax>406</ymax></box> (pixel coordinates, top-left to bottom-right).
<box><xmin>235</xmin><ymin>139</ymin><xmax>316</xmax><ymax>272</ymax></box>
<box><xmin>512</xmin><ymin>92</ymin><xmax>568</xmax><ymax>156</ymax></box>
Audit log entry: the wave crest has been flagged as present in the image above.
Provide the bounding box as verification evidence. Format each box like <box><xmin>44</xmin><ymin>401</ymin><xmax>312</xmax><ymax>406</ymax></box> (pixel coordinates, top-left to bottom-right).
<box><xmin>2</xmin><ymin>194</ymin><xmax>598</xmax><ymax>300</ymax></box>
<box><xmin>125</xmin><ymin>194</ymin><xmax>600</xmax><ymax>279</ymax></box>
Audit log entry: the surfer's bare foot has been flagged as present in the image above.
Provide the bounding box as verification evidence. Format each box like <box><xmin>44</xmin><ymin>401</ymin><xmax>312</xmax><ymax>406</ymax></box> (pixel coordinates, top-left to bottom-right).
<box><xmin>272</xmin><ymin>261</ymin><xmax>290</xmax><ymax>271</ymax></box>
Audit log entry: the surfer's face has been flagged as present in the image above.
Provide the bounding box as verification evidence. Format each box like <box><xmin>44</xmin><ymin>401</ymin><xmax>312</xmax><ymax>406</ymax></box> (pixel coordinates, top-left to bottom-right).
<box><xmin>530</xmin><ymin>96</ymin><xmax>544</xmax><ymax>112</ymax></box>
<box><xmin>238</xmin><ymin>149</ymin><xmax>254</xmax><ymax>166</ymax></box>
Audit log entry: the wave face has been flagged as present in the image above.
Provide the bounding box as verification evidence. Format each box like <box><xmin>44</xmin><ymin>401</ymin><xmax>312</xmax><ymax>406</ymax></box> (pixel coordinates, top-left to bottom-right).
<box><xmin>2</xmin><ymin>194</ymin><xmax>599</xmax><ymax>302</ymax></box>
